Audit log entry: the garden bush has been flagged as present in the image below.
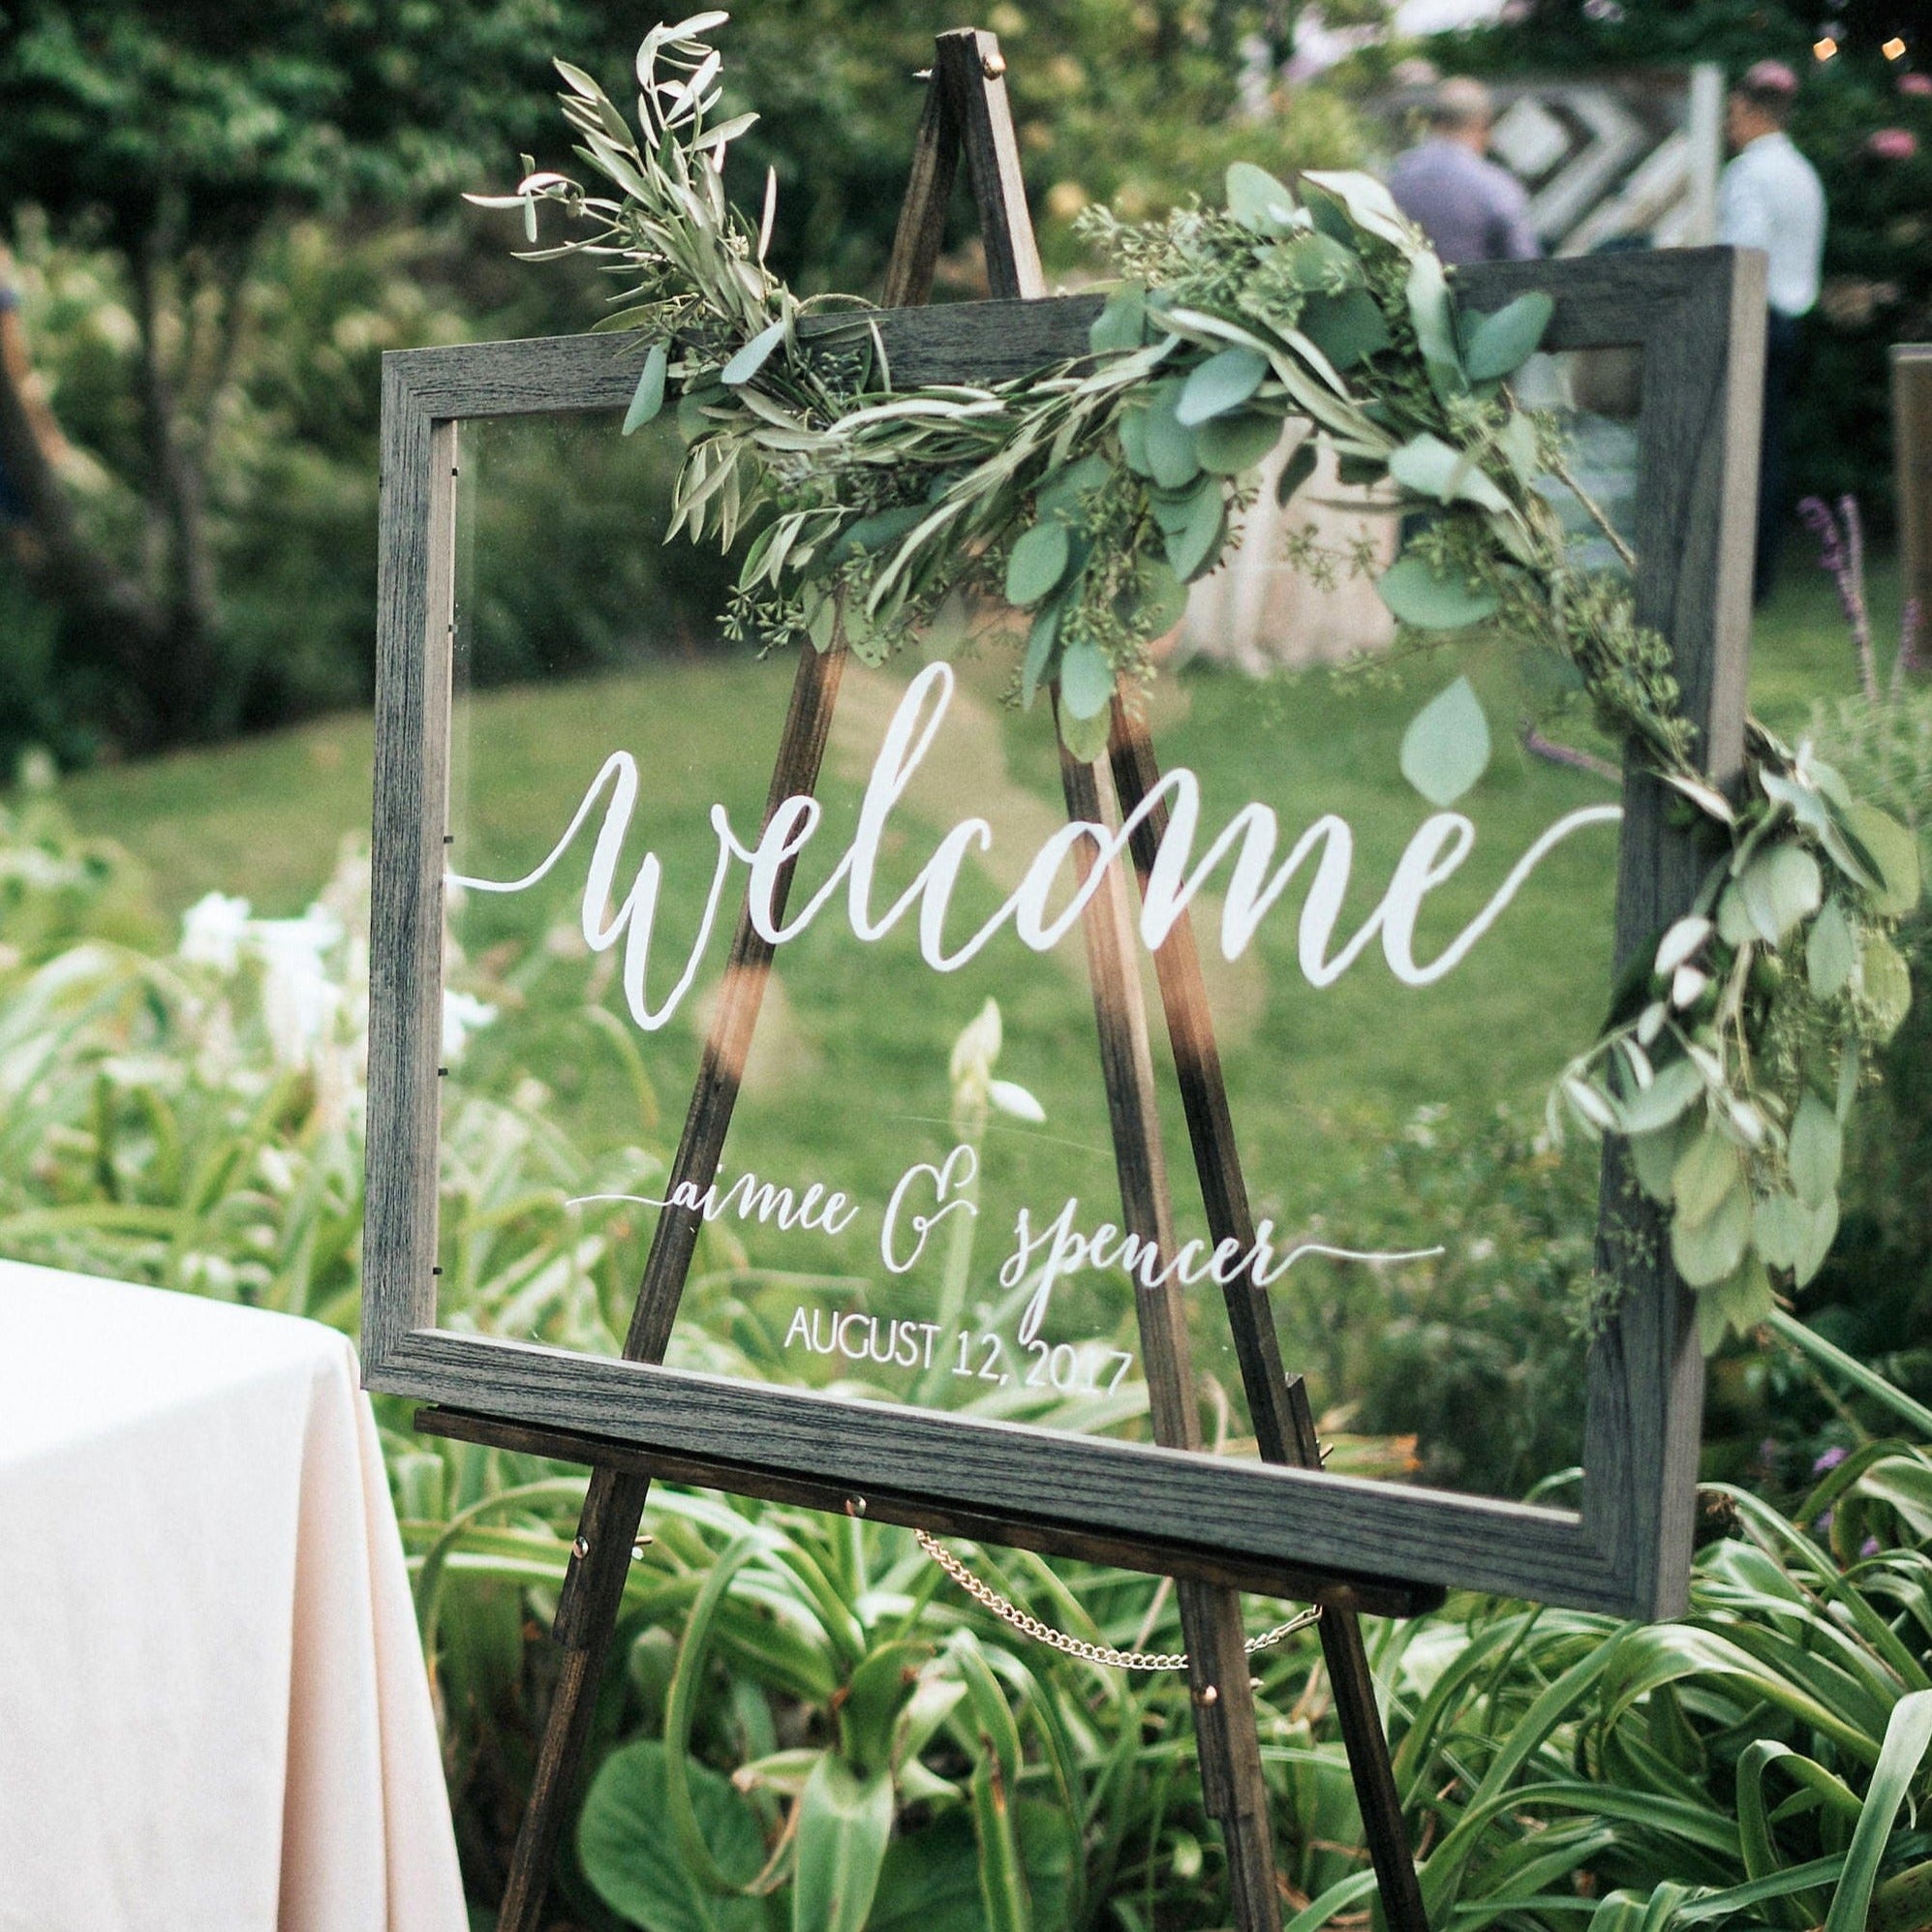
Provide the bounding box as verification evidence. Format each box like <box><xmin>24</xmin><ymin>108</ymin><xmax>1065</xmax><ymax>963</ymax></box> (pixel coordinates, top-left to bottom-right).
<box><xmin>5</xmin><ymin>754</ymin><xmax>1932</xmax><ymax>1925</ymax></box>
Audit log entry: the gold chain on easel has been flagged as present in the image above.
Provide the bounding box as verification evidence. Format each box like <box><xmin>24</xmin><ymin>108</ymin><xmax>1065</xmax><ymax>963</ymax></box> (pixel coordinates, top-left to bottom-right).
<box><xmin>914</xmin><ymin>1530</ymin><xmax>1322</xmax><ymax>1671</ymax></box>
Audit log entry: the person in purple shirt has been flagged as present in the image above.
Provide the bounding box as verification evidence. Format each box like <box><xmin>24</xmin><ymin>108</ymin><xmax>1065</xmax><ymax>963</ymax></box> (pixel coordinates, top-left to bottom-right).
<box><xmin>1387</xmin><ymin>78</ymin><xmax>1542</xmax><ymax>266</ymax></box>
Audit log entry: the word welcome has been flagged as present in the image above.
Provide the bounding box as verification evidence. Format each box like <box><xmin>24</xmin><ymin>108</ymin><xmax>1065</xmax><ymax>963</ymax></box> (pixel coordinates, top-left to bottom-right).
<box><xmin>454</xmin><ymin>662</ymin><xmax>1620</xmax><ymax>1032</ymax></box>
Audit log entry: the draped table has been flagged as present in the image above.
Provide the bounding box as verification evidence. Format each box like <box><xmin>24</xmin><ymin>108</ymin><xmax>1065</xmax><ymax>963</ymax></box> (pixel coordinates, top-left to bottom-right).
<box><xmin>0</xmin><ymin>1260</ymin><xmax>468</xmax><ymax>1932</ymax></box>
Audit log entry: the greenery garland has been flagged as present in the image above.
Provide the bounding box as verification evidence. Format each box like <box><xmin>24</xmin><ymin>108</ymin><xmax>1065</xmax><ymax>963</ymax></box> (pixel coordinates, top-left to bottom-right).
<box><xmin>475</xmin><ymin>12</ymin><xmax>1921</xmax><ymax>1348</ymax></box>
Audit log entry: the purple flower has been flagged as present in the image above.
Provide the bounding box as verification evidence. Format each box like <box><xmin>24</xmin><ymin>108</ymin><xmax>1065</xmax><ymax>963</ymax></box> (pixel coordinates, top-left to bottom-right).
<box><xmin>1814</xmin><ymin>1444</ymin><xmax>1850</xmax><ymax>1473</ymax></box>
<box><xmin>1869</xmin><ymin>128</ymin><xmax>1920</xmax><ymax>160</ymax></box>
<box><xmin>1901</xmin><ymin>599</ymin><xmax>1925</xmax><ymax>676</ymax></box>
<box><xmin>1899</xmin><ymin>73</ymin><xmax>1932</xmax><ymax>98</ymax></box>
<box><xmin>1860</xmin><ymin>1536</ymin><xmax>1882</xmax><ymax>1557</ymax></box>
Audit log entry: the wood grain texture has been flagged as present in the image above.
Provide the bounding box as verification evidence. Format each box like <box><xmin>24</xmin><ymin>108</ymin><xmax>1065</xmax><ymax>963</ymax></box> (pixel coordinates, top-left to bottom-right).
<box><xmin>879</xmin><ymin>61</ymin><xmax>958</xmax><ymax>309</ymax></box>
<box><xmin>1056</xmin><ymin>728</ymin><xmax>1280</xmax><ymax>1923</ymax></box>
<box><xmin>492</xmin><ymin>642</ymin><xmax>846</xmax><ymax>1931</ymax></box>
<box><xmin>363</xmin><ymin>393</ymin><xmax>451</xmax><ymax>1369</ymax></box>
<box><xmin>380</xmin><ymin>248</ymin><xmax>1757</xmax><ymax>426</ymax></box>
<box><xmin>379</xmin><ymin>1329</ymin><xmax>1621</xmax><ymax>1601</ymax></box>
<box><xmin>417</xmin><ymin>1406</ymin><xmax>1444</xmax><ymax>1616</ymax></box>
<box><xmin>935</xmin><ymin>30</ymin><xmax>1044</xmax><ymax>304</ymax></box>
<box><xmin>1108</xmin><ymin>696</ymin><xmax>1427</xmax><ymax>1929</ymax></box>
<box><xmin>1582</xmin><ymin>245</ymin><xmax>1763</xmax><ymax>1620</ymax></box>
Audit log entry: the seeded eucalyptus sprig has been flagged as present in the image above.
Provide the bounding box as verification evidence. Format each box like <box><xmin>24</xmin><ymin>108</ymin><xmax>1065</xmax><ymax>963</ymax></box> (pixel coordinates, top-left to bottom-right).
<box><xmin>486</xmin><ymin>14</ymin><xmax>1918</xmax><ymax>1344</ymax></box>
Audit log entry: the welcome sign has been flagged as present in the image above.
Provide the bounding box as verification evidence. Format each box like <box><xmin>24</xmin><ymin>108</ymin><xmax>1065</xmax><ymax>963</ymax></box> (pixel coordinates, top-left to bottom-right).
<box><xmin>364</xmin><ymin>251</ymin><xmax>1759</xmax><ymax>1620</ymax></box>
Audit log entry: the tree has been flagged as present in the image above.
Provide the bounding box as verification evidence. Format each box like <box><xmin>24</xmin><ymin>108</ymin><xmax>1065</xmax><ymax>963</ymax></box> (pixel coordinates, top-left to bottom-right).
<box><xmin>1</xmin><ymin>1</ymin><xmax>1363</xmax><ymax>751</ymax></box>
<box><xmin>0</xmin><ymin>0</ymin><xmax>630</xmax><ymax>748</ymax></box>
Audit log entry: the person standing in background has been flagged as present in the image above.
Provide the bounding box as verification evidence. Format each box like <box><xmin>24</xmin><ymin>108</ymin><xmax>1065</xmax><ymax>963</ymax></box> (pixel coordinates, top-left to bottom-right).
<box><xmin>1388</xmin><ymin>77</ymin><xmax>1542</xmax><ymax>266</ymax></box>
<box><xmin>1717</xmin><ymin>60</ymin><xmax>1826</xmax><ymax>605</ymax></box>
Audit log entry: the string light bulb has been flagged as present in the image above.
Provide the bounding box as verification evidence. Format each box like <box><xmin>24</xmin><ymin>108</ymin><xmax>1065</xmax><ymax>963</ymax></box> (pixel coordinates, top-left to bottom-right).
<box><xmin>1882</xmin><ymin>36</ymin><xmax>1907</xmax><ymax>59</ymax></box>
<box><xmin>1813</xmin><ymin>35</ymin><xmax>1838</xmax><ymax>58</ymax></box>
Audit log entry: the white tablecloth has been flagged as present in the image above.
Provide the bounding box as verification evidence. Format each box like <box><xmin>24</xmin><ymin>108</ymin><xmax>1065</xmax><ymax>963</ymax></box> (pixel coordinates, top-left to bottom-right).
<box><xmin>0</xmin><ymin>1261</ymin><xmax>468</xmax><ymax>1932</ymax></box>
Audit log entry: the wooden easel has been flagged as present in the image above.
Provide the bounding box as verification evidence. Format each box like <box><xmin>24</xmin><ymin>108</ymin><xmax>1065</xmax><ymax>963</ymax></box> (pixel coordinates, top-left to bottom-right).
<box><xmin>437</xmin><ymin>32</ymin><xmax>1432</xmax><ymax>1929</ymax></box>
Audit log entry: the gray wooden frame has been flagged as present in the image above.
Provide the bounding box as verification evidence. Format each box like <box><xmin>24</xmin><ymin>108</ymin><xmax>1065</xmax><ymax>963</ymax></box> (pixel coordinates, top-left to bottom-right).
<box><xmin>365</xmin><ymin>245</ymin><xmax>1765</xmax><ymax>1621</ymax></box>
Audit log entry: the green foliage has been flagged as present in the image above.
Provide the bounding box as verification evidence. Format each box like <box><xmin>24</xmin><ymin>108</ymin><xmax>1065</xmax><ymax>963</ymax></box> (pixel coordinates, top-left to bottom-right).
<box><xmin>1439</xmin><ymin>0</ymin><xmax>1932</xmax><ymax>530</ymax></box>
<box><xmin>9</xmin><ymin>707</ymin><xmax>1932</xmax><ymax>1924</ymax></box>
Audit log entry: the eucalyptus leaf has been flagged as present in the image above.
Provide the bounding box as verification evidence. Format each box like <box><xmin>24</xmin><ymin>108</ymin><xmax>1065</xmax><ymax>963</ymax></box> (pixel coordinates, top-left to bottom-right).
<box><xmin>1196</xmin><ymin>410</ymin><xmax>1282</xmax><ymax>475</ymax></box>
<box><xmin>1177</xmin><ymin>347</ymin><xmax>1269</xmax><ymax>425</ymax></box>
<box><xmin>1225</xmin><ymin>161</ymin><xmax>1301</xmax><ymax>232</ymax></box>
<box><xmin>1618</xmin><ymin>1056</ymin><xmax>1704</xmax><ymax>1135</ymax></box>
<box><xmin>1859</xmin><ymin>930</ymin><xmax>1912</xmax><ymax>1041</ymax></box>
<box><xmin>1089</xmin><ymin>281</ymin><xmax>1147</xmax><ymax>354</ymax></box>
<box><xmin>1715</xmin><ymin>883</ymin><xmax>1755</xmax><ymax>947</ymax></box>
<box><xmin>1398</xmin><ymin>675</ymin><xmax>1491</xmax><ymax>807</ymax></box>
<box><xmin>1300</xmin><ymin>287</ymin><xmax>1392</xmax><ymax>370</ymax></box>
<box><xmin>1671</xmin><ymin>1181</ymin><xmax>1751</xmax><ymax>1287</ymax></box>
<box><xmin>1672</xmin><ymin>1126</ymin><xmax>1744</xmax><ymax>1230</ymax></box>
<box><xmin>1134</xmin><ymin>559</ymin><xmax>1188</xmax><ymax>636</ymax></box>
<box><xmin>1695</xmin><ymin>1253</ymin><xmax>1775</xmax><ymax>1349</ymax></box>
<box><xmin>721</xmin><ymin>316</ymin><xmax>786</xmax><ymax>385</ymax></box>
<box><xmin>1034</xmin><ymin>452</ymin><xmax>1111</xmax><ymax>520</ymax></box>
<box><xmin>1793</xmin><ymin>1191</ymin><xmax>1840</xmax><ymax>1286</ymax></box>
<box><xmin>1020</xmin><ymin>598</ymin><xmax>1060</xmax><ymax>711</ymax></box>
<box><xmin>1275</xmin><ymin>438</ymin><xmax>1320</xmax><ymax>506</ymax></box>
<box><xmin>1738</xmin><ymin>842</ymin><xmax>1823</xmax><ymax>946</ymax></box>
<box><xmin>1805</xmin><ymin>896</ymin><xmax>1856</xmax><ymax>997</ymax></box>
<box><xmin>1058</xmin><ymin>638</ymin><xmax>1116</xmax><ymax>721</ymax></box>
<box><xmin>1754</xmin><ymin>1190</ymin><xmax>1804</xmax><ymax>1272</ymax></box>
<box><xmin>1143</xmin><ymin>384</ymin><xmax>1202</xmax><ymax>489</ymax></box>
<box><xmin>1842</xmin><ymin>802</ymin><xmax>1921</xmax><ymax>914</ymax></box>
<box><xmin>1150</xmin><ymin>481</ymin><xmax>1208</xmax><ymax>537</ymax></box>
<box><xmin>1163</xmin><ymin>483</ymin><xmax>1227</xmax><ymax>581</ymax></box>
<box><xmin>1459</xmin><ymin>291</ymin><xmax>1556</xmax><ymax>382</ymax></box>
<box><xmin>1629</xmin><ymin>1114</ymin><xmax>1693</xmax><ymax>1202</ymax></box>
<box><xmin>1117</xmin><ymin>403</ymin><xmax>1152</xmax><ymax>477</ymax></box>
<box><xmin>1788</xmin><ymin>1091</ymin><xmax>1843</xmax><ymax>1207</ymax></box>
<box><xmin>1004</xmin><ymin>520</ymin><xmax>1072</xmax><ymax>607</ymax></box>
<box><xmin>623</xmin><ymin>340</ymin><xmax>669</xmax><ymax>434</ymax></box>
<box><xmin>1377</xmin><ymin>555</ymin><xmax>1498</xmax><ymax>630</ymax></box>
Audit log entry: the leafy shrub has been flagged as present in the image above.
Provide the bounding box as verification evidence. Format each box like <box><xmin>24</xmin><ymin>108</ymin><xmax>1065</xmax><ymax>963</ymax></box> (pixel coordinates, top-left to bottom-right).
<box><xmin>7</xmin><ymin>779</ymin><xmax>1932</xmax><ymax>1926</ymax></box>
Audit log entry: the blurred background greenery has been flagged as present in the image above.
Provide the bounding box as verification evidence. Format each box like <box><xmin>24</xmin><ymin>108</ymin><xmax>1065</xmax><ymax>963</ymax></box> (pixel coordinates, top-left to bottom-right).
<box><xmin>3</xmin><ymin>0</ymin><xmax>1924</xmax><ymax>772</ymax></box>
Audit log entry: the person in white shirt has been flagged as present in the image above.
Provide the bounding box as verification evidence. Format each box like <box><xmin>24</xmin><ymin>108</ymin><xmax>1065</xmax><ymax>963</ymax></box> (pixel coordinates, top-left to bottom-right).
<box><xmin>1717</xmin><ymin>59</ymin><xmax>1826</xmax><ymax>603</ymax></box>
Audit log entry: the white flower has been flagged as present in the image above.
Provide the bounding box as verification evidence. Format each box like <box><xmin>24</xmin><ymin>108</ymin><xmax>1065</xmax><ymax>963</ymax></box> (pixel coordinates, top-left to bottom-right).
<box><xmin>255</xmin><ymin>906</ymin><xmax>345</xmax><ymax>1068</ymax></box>
<box><xmin>180</xmin><ymin>892</ymin><xmax>253</xmax><ymax>973</ymax></box>
<box><xmin>442</xmin><ymin>990</ymin><xmax>499</xmax><ymax>1061</ymax></box>
<box><xmin>988</xmin><ymin>1078</ymin><xmax>1046</xmax><ymax>1123</ymax></box>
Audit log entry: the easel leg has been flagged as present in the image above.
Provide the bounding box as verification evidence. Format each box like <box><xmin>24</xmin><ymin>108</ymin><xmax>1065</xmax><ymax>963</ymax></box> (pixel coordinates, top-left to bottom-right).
<box><xmin>1108</xmin><ymin>697</ymin><xmax>1429</xmax><ymax>1930</ymax></box>
<box><xmin>1058</xmin><ymin>731</ymin><xmax>1286</xmax><ymax>1930</ymax></box>
<box><xmin>493</xmin><ymin>644</ymin><xmax>844</xmax><ymax>1931</ymax></box>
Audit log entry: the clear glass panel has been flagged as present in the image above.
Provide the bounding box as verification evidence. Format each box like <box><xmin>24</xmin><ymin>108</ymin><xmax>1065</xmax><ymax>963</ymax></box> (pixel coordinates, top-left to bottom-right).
<box><xmin>440</xmin><ymin>389</ymin><xmax>1631</xmax><ymax>1504</ymax></box>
